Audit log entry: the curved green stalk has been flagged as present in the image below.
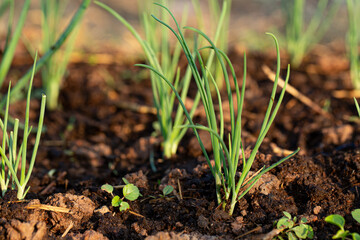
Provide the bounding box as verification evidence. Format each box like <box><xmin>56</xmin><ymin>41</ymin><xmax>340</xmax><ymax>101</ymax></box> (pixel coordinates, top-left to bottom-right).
<box><xmin>0</xmin><ymin>0</ymin><xmax>31</xmax><ymax>86</ymax></box>
<box><xmin>347</xmin><ymin>0</ymin><xmax>360</xmax><ymax>89</ymax></box>
<box><xmin>41</xmin><ymin>0</ymin><xmax>80</xmax><ymax>110</ymax></box>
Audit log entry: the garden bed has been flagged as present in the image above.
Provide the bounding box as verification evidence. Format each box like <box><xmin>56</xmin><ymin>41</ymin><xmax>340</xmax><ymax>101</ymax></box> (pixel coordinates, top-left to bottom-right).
<box><xmin>0</xmin><ymin>44</ymin><xmax>358</xmax><ymax>239</ymax></box>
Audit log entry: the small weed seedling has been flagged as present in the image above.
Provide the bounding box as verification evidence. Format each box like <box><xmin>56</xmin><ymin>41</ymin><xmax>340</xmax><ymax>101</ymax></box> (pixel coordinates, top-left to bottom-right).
<box><xmin>150</xmin><ymin>185</ymin><xmax>174</xmax><ymax>199</ymax></box>
<box><xmin>160</xmin><ymin>185</ymin><xmax>174</xmax><ymax>198</ymax></box>
<box><xmin>101</xmin><ymin>178</ymin><xmax>140</xmax><ymax>212</ymax></box>
<box><xmin>325</xmin><ymin>209</ymin><xmax>360</xmax><ymax>240</ymax></box>
<box><xmin>273</xmin><ymin>211</ymin><xmax>314</xmax><ymax>239</ymax></box>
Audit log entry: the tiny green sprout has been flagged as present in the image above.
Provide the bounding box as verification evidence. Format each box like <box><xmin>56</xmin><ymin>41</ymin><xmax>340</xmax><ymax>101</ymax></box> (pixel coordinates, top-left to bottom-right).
<box><xmin>111</xmin><ymin>195</ymin><xmax>121</xmax><ymax>207</ymax></box>
<box><xmin>162</xmin><ymin>185</ymin><xmax>174</xmax><ymax>197</ymax></box>
<box><xmin>273</xmin><ymin>211</ymin><xmax>314</xmax><ymax>239</ymax></box>
<box><xmin>47</xmin><ymin>169</ymin><xmax>56</xmax><ymax>178</ymax></box>
<box><xmin>150</xmin><ymin>185</ymin><xmax>174</xmax><ymax>199</ymax></box>
<box><xmin>122</xmin><ymin>177</ymin><xmax>130</xmax><ymax>185</ymax></box>
<box><xmin>101</xmin><ymin>180</ymin><xmax>140</xmax><ymax>212</ymax></box>
<box><xmin>325</xmin><ymin>209</ymin><xmax>360</xmax><ymax>240</ymax></box>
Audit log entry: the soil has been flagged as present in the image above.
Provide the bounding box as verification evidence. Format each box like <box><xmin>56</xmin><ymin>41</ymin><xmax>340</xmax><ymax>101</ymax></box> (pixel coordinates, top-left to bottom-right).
<box><xmin>0</xmin><ymin>43</ymin><xmax>359</xmax><ymax>240</ymax></box>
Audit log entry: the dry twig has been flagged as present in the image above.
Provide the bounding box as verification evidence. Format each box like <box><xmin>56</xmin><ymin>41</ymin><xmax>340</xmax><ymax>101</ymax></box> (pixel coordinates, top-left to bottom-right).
<box><xmin>25</xmin><ymin>204</ymin><xmax>71</xmax><ymax>213</ymax></box>
<box><xmin>61</xmin><ymin>221</ymin><xmax>74</xmax><ymax>238</ymax></box>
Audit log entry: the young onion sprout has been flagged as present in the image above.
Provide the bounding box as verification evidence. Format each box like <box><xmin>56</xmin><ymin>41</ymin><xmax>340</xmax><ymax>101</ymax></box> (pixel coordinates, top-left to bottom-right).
<box><xmin>0</xmin><ymin>53</ymin><xmax>46</xmax><ymax>200</ymax></box>
<box><xmin>138</xmin><ymin>4</ymin><xmax>299</xmax><ymax>215</ymax></box>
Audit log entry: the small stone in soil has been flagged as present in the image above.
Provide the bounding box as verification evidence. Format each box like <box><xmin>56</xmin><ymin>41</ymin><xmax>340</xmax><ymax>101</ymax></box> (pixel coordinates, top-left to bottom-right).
<box><xmin>313</xmin><ymin>206</ymin><xmax>322</xmax><ymax>214</ymax></box>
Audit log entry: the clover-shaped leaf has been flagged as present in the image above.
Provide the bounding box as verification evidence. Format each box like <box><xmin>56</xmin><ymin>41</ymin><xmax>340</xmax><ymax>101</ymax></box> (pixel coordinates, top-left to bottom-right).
<box><xmin>325</xmin><ymin>214</ymin><xmax>345</xmax><ymax>229</ymax></box>
<box><xmin>277</xmin><ymin>217</ymin><xmax>294</xmax><ymax>230</ymax></box>
<box><xmin>123</xmin><ymin>184</ymin><xmax>140</xmax><ymax>201</ymax></box>
<box><xmin>293</xmin><ymin>224</ymin><xmax>313</xmax><ymax>239</ymax></box>
<box><xmin>101</xmin><ymin>184</ymin><xmax>114</xmax><ymax>194</ymax></box>
<box><xmin>351</xmin><ymin>209</ymin><xmax>360</xmax><ymax>224</ymax></box>
<box><xmin>111</xmin><ymin>195</ymin><xmax>122</xmax><ymax>207</ymax></box>
<box><xmin>119</xmin><ymin>201</ymin><xmax>130</xmax><ymax>211</ymax></box>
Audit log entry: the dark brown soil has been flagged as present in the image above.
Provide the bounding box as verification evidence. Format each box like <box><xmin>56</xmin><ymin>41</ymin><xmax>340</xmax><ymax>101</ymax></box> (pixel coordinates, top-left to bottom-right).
<box><xmin>0</xmin><ymin>44</ymin><xmax>359</xmax><ymax>240</ymax></box>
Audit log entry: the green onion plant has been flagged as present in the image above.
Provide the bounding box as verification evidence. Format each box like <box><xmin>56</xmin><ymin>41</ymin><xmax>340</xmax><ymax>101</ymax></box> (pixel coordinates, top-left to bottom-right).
<box><xmin>347</xmin><ymin>0</ymin><xmax>360</xmax><ymax>89</ymax></box>
<box><xmin>95</xmin><ymin>0</ymin><xmax>230</xmax><ymax>159</ymax></box>
<box><xmin>138</xmin><ymin>4</ymin><xmax>299</xmax><ymax>215</ymax></box>
<box><xmin>0</xmin><ymin>54</ymin><xmax>46</xmax><ymax>200</ymax></box>
<box><xmin>0</xmin><ymin>0</ymin><xmax>31</xmax><ymax>86</ymax></box>
<box><xmin>138</xmin><ymin>0</ymin><xmax>197</xmax><ymax>159</ymax></box>
<box><xmin>40</xmin><ymin>0</ymin><xmax>81</xmax><ymax>110</ymax></box>
<box><xmin>0</xmin><ymin>0</ymin><xmax>91</xmax><ymax>109</ymax></box>
<box><xmin>281</xmin><ymin>0</ymin><xmax>340</xmax><ymax>67</ymax></box>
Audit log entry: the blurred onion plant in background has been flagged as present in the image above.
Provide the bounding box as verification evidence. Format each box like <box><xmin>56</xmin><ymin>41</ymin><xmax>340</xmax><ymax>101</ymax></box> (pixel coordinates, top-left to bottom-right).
<box><xmin>281</xmin><ymin>0</ymin><xmax>340</xmax><ymax>67</ymax></box>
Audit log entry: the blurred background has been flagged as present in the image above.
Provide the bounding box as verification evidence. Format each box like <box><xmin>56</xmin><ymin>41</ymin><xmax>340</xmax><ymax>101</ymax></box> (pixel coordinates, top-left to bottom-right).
<box><xmin>0</xmin><ymin>0</ymin><xmax>349</xmax><ymax>59</ymax></box>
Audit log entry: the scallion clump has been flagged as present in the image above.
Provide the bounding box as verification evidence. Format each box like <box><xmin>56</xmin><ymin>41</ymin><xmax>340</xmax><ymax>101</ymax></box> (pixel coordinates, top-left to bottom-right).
<box><xmin>95</xmin><ymin>0</ymin><xmax>230</xmax><ymax>160</ymax></box>
<box><xmin>138</xmin><ymin>4</ymin><xmax>299</xmax><ymax>215</ymax></box>
<box><xmin>0</xmin><ymin>54</ymin><xmax>46</xmax><ymax>200</ymax></box>
<box><xmin>281</xmin><ymin>0</ymin><xmax>340</xmax><ymax>67</ymax></box>
<box><xmin>39</xmin><ymin>0</ymin><xmax>84</xmax><ymax>110</ymax></box>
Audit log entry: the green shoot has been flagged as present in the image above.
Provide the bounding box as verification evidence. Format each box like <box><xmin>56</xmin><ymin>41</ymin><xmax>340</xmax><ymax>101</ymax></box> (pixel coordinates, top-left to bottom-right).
<box><xmin>281</xmin><ymin>0</ymin><xmax>340</xmax><ymax>67</ymax></box>
<box><xmin>273</xmin><ymin>211</ymin><xmax>314</xmax><ymax>239</ymax></box>
<box><xmin>138</xmin><ymin>0</ymin><xmax>197</xmax><ymax>158</ymax></box>
<box><xmin>347</xmin><ymin>0</ymin><xmax>360</xmax><ymax>89</ymax></box>
<box><xmin>0</xmin><ymin>53</ymin><xmax>46</xmax><ymax>200</ymax></box>
<box><xmin>149</xmin><ymin>185</ymin><xmax>174</xmax><ymax>199</ymax></box>
<box><xmin>138</xmin><ymin>4</ymin><xmax>299</xmax><ymax>215</ymax></box>
<box><xmin>96</xmin><ymin>0</ymin><xmax>232</xmax><ymax>159</ymax></box>
<box><xmin>40</xmin><ymin>0</ymin><xmax>81</xmax><ymax>110</ymax></box>
<box><xmin>0</xmin><ymin>0</ymin><xmax>11</xmax><ymax>18</ymax></box>
<box><xmin>354</xmin><ymin>98</ymin><xmax>360</xmax><ymax>117</ymax></box>
<box><xmin>101</xmin><ymin>179</ymin><xmax>141</xmax><ymax>212</ymax></box>
<box><xmin>0</xmin><ymin>0</ymin><xmax>91</xmax><ymax>108</ymax></box>
<box><xmin>325</xmin><ymin>209</ymin><xmax>360</xmax><ymax>240</ymax></box>
<box><xmin>161</xmin><ymin>185</ymin><xmax>174</xmax><ymax>197</ymax></box>
<box><xmin>0</xmin><ymin>0</ymin><xmax>31</xmax><ymax>86</ymax></box>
